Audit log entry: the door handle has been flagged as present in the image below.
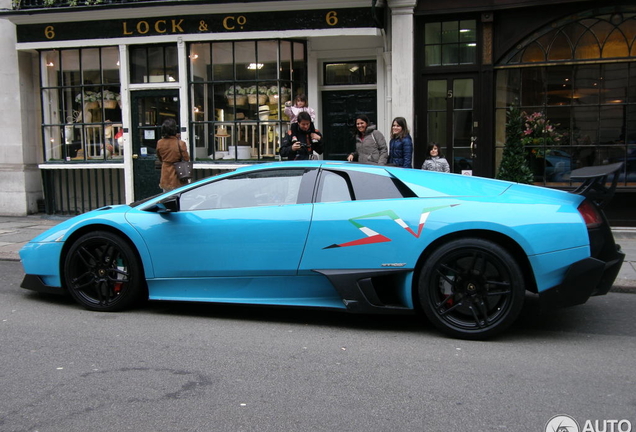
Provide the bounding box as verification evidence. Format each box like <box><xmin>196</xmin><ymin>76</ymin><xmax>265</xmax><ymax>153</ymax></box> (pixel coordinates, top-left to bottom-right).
<box><xmin>132</xmin><ymin>154</ymin><xmax>139</xmax><ymax>159</ymax></box>
<box><xmin>470</xmin><ymin>136</ymin><xmax>477</xmax><ymax>159</ymax></box>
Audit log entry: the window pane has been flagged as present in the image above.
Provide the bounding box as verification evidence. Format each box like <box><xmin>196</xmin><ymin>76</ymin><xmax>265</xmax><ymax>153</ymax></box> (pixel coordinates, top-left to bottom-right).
<box><xmin>521</xmin><ymin>68</ymin><xmax>545</xmax><ymax>106</ymax></box>
<box><xmin>212</xmin><ymin>42</ymin><xmax>234</xmax><ymax>81</ymax></box>
<box><xmin>147</xmin><ymin>46</ymin><xmax>164</xmax><ymax>82</ymax></box>
<box><xmin>428</xmin><ymin>112</ymin><xmax>447</xmax><ymax>146</ymax></box>
<box><xmin>280</xmin><ymin>41</ymin><xmax>291</xmax><ymax>81</ymax></box>
<box><xmin>574</xmin><ymin>65</ymin><xmax>600</xmax><ymax>105</ymax></box>
<box><xmin>459</xmin><ymin>43</ymin><xmax>477</xmax><ymax>64</ymax></box>
<box><xmin>101</xmin><ymin>47</ymin><xmax>120</xmax><ymax>84</ymax></box>
<box><xmin>61</xmin><ymin>50</ymin><xmax>80</xmax><ymax>86</ymax></box>
<box><xmin>459</xmin><ymin>20</ymin><xmax>476</xmax><ymax>42</ymax></box>
<box><xmin>42</xmin><ymin>51</ymin><xmax>60</xmax><ymax>87</ymax></box>
<box><xmin>599</xmin><ymin>106</ymin><xmax>624</xmax><ymax>144</ymax></box>
<box><xmin>425</xmin><ymin>45</ymin><xmax>441</xmax><ymax>67</ymax></box>
<box><xmin>129</xmin><ymin>47</ymin><xmax>147</xmax><ymax>84</ymax></box>
<box><xmin>165</xmin><ymin>45</ymin><xmax>178</xmax><ymax>82</ymax></box>
<box><xmin>601</xmin><ymin>63</ymin><xmax>627</xmax><ymax>104</ymax></box>
<box><xmin>317</xmin><ymin>171</ymin><xmax>351</xmax><ymax>203</ymax></box>
<box><xmin>442</xmin><ymin>44</ymin><xmax>458</xmax><ymax>65</ymax></box>
<box><xmin>293</xmin><ymin>42</ymin><xmax>305</xmax><ymax>83</ymax></box>
<box><xmin>442</xmin><ymin>21</ymin><xmax>458</xmax><ymax>43</ymax></box>
<box><xmin>82</xmin><ymin>48</ymin><xmax>100</xmax><ymax>85</ymax></box>
<box><xmin>428</xmin><ymin>80</ymin><xmax>447</xmax><ymax>110</ymax></box>
<box><xmin>190</xmin><ymin>43</ymin><xmax>211</xmax><ymax>81</ymax></box>
<box><xmin>546</xmin><ymin>66</ymin><xmax>572</xmax><ymax>106</ymax></box>
<box><xmin>235</xmin><ymin>41</ymin><xmax>256</xmax><ymax>81</ymax></box>
<box><xmin>324</xmin><ymin>61</ymin><xmax>376</xmax><ymax>85</ymax></box>
<box><xmin>454</xmin><ymin>79</ymin><xmax>473</xmax><ymax>110</ymax></box>
<box><xmin>572</xmin><ymin>106</ymin><xmax>599</xmax><ymax>145</ymax></box>
<box><xmin>425</xmin><ymin>22</ymin><xmax>441</xmax><ymax>44</ymax></box>
<box><xmin>257</xmin><ymin>40</ymin><xmax>278</xmax><ymax>80</ymax></box>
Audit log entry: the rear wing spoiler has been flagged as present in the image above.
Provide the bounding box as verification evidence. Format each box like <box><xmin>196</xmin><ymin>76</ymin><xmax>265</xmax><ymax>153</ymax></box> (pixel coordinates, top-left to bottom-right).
<box><xmin>570</xmin><ymin>162</ymin><xmax>623</xmax><ymax>209</ymax></box>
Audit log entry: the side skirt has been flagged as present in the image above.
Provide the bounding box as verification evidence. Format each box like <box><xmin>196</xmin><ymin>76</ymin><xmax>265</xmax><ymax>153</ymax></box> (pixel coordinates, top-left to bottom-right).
<box><xmin>313</xmin><ymin>269</ymin><xmax>415</xmax><ymax>315</ymax></box>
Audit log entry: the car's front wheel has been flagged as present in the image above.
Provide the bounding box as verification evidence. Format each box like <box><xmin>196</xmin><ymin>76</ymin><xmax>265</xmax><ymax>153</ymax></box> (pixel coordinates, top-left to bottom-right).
<box><xmin>64</xmin><ymin>231</ymin><xmax>144</xmax><ymax>311</ymax></box>
<box><xmin>417</xmin><ymin>238</ymin><xmax>525</xmax><ymax>340</ymax></box>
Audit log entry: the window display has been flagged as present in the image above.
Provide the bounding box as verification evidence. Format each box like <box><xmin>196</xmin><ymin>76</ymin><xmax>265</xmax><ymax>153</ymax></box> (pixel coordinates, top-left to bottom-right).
<box><xmin>189</xmin><ymin>40</ymin><xmax>306</xmax><ymax>162</ymax></box>
<box><xmin>40</xmin><ymin>47</ymin><xmax>122</xmax><ymax>163</ymax></box>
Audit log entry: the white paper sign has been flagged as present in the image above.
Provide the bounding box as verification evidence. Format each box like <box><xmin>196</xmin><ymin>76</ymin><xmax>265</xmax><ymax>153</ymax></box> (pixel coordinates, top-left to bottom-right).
<box><xmin>144</xmin><ymin>130</ymin><xmax>155</xmax><ymax>140</ymax></box>
<box><xmin>140</xmin><ymin>147</ymin><xmax>148</xmax><ymax>156</ymax></box>
<box><xmin>461</xmin><ymin>170</ymin><xmax>473</xmax><ymax>176</ymax></box>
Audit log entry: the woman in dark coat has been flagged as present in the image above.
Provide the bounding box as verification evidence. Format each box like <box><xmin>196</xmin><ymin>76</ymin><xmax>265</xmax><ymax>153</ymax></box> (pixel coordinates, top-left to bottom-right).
<box><xmin>156</xmin><ymin>118</ymin><xmax>190</xmax><ymax>192</ymax></box>
<box><xmin>388</xmin><ymin>117</ymin><xmax>413</xmax><ymax>168</ymax></box>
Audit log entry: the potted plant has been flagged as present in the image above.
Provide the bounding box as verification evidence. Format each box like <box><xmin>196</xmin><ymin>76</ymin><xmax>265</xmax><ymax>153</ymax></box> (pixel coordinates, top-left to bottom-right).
<box><xmin>98</xmin><ymin>89</ymin><xmax>118</xmax><ymax>109</ymax></box>
<box><xmin>75</xmin><ymin>91</ymin><xmax>98</xmax><ymax>110</ymax></box>
<box><xmin>225</xmin><ymin>85</ymin><xmax>246</xmax><ymax>106</ymax></box>
<box><xmin>247</xmin><ymin>85</ymin><xmax>268</xmax><ymax>105</ymax></box>
<box><xmin>267</xmin><ymin>86</ymin><xmax>281</xmax><ymax>105</ymax></box>
<box><xmin>279</xmin><ymin>86</ymin><xmax>291</xmax><ymax>103</ymax></box>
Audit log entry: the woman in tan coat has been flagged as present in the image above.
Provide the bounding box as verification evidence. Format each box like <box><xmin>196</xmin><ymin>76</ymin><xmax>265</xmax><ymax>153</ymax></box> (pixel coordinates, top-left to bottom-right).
<box><xmin>156</xmin><ymin>118</ymin><xmax>190</xmax><ymax>192</ymax></box>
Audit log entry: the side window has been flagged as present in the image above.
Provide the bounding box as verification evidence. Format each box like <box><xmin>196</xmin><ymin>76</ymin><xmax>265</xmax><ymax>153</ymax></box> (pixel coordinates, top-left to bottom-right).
<box><xmin>316</xmin><ymin>169</ymin><xmax>416</xmax><ymax>202</ymax></box>
<box><xmin>316</xmin><ymin>170</ymin><xmax>353</xmax><ymax>203</ymax></box>
<box><xmin>179</xmin><ymin>169</ymin><xmax>305</xmax><ymax>211</ymax></box>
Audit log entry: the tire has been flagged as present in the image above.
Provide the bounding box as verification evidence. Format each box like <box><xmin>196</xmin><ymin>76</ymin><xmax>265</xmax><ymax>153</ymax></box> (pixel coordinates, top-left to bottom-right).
<box><xmin>63</xmin><ymin>231</ymin><xmax>144</xmax><ymax>312</ymax></box>
<box><xmin>417</xmin><ymin>238</ymin><xmax>525</xmax><ymax>340</ymax></box>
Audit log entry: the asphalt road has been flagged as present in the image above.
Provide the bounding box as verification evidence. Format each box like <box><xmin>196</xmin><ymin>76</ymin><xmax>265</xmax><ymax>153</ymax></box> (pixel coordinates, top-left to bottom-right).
<box><xmin>1</xmin><ymin>260</ymin><xmax>635</xmax><ymax>432</ymax></box>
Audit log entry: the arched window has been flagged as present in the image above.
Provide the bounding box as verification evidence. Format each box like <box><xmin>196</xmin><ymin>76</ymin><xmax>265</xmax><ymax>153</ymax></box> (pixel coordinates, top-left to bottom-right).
<box><xmin>495</xmin><ymin>8</ymin><xmax>636</xmax><ymax>187</ymax></box>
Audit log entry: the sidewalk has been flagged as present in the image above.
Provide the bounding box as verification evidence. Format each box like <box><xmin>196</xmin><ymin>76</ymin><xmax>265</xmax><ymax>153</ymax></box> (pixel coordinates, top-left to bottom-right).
<box><xmin>1</xmin><ymin>214</ymin><xmax>635</xmax><ymax>292</ymax></box>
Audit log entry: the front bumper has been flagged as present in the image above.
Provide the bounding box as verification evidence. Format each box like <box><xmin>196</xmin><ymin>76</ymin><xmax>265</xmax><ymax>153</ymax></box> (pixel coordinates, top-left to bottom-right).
<box><xmin>539</xmin><ymin>243</ymin><xmax>625</xmax><ymax>308</ymax></box>
<box><xmin>21</xmin><ymin>274</ymin><xmax>67</xmax><ymax>296</ymax></box>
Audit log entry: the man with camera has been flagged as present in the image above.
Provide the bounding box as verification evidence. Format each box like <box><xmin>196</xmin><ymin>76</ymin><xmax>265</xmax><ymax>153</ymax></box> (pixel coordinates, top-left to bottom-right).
<box><xmin>279</xmin><ymin>111</ymin><xmax>323</xmax><ymax>160</ymax></box>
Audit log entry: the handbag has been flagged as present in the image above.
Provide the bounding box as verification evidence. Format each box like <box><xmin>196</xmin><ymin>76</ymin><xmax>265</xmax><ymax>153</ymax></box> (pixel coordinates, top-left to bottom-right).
<box><xmin>173</xmin><ymin>138</ymin><xmax>193</xmax><ymax>181</ymax></box>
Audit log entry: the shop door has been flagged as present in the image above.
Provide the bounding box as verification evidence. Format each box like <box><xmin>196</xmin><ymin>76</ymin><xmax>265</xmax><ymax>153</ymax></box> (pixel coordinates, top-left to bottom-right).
<box><xmin>131</xmin><ymin>90</ymin><xmax>180</xmax><ymax>200</ymax></box>
<box><xmin>418</xmin><ymin>76</ymin><xmax>480</xmax><ymax>175</ymax></box>
<box><xmin>321</xmin><ymin>90</ymin><xmax>377</xmax><ymax>160</ymax></box>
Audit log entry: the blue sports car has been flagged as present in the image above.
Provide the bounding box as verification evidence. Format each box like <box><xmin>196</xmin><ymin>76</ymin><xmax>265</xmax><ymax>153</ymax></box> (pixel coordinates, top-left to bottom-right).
<box><xmin>20</xmin><ymin>161</ymin><xmax>624</xmax><ymax>339</ymax></box>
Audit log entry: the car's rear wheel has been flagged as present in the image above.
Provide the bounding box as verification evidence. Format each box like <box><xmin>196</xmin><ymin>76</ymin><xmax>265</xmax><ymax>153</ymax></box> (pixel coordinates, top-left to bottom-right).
<box><xmin>64</xmin><ymin>231</ymin><xmax>143</xmax><ymax>312</ymax></box>
<box><xmin>418</xmin><ymin>238</ymin><xmax>525</xmax><ymax>340</ymax></box>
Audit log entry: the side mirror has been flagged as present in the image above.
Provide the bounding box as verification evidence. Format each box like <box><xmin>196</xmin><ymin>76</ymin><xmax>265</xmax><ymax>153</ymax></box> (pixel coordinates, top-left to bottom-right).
<box><xmin>146</xmin><ymin>195</ymin><xmax>180</xmax><ymax>213</ymax></box>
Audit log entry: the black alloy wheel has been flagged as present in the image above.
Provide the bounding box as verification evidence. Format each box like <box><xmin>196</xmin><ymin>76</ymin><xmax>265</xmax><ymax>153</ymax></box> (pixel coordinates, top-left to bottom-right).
<box><xmin>418</xmin><ymin>238</ymin><xmax>525</xmax><ymax>340</ymax></box>
<box><xmin>64</xmin><ymin>231</ymin><xmax>144</xmax><ymax>312</ymax></box>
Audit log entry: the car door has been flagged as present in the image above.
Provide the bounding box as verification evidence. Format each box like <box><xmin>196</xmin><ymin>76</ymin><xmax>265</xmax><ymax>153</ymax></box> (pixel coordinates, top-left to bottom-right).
<box><xmin>299</xmin><ymin>167</ymin><xmax>426</xmax><ymax>272</ymax></box>
<box><xmin>127</xmin><ymin>168</ymin><xmax>315</xmax><ymax>278</ymax></box>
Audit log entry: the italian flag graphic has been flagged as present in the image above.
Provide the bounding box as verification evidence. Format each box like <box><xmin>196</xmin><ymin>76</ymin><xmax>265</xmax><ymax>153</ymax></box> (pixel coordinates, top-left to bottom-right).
<box><xmin>324</xmin><ymin>205</ymin><xmax>457</xmax><ymax>249</ymax></box>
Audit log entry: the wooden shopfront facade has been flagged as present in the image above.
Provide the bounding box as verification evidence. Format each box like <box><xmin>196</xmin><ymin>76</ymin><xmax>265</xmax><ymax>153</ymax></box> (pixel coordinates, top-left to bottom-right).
<box><xmin>1</xmin><ymin>0</ymin><xmax>391</xmax><ymax>214</ymax></box>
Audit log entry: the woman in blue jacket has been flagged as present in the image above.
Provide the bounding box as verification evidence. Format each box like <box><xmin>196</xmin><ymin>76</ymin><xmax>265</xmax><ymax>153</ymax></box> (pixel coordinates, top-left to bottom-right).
<box><xmin>388</xmin><ymin>117</ymin><xmax>413</xmax><ymax>168</ymax></box>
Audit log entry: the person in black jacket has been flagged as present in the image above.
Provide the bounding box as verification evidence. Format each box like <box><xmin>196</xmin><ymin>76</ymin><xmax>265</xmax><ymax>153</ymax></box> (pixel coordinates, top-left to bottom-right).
<box><xmin>279</xmin><ymin>111</ymin><xmax>323</xmax><ymax>160</ymax></box>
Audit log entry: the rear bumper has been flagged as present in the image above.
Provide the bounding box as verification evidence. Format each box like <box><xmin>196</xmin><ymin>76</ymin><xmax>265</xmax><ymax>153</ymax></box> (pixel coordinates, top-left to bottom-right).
<box><xmin>539</xmin><ymin>244</ymin><xmax>625</xmax><ymax>308</ymax></box>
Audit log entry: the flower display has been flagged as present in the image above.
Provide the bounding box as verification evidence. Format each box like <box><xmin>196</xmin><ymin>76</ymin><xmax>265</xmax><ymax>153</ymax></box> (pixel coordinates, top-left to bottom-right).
<box><xmin>520</xmin><ymin>111</ymin><xmax>562</xmax><ymax>153</ymax></box>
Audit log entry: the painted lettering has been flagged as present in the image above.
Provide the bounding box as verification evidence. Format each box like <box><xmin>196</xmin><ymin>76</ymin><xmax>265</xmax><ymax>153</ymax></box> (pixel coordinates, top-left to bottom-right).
<box><xmin>155</xmin><ymin>20</ymin><xmax>167</xmax><ymax>33</ymax></box>
<box><xmin>223</xmin><ymin>15</ymin><xmax>246</xmax><ymax>30</ymax></box>
<box><xmin>171</xmin><ymin>19</ymin><xmax>184</xmax><ymax>33</ymax></box>
<box><xmin>137</xmin><ymin>21</ymin><xmax>149</xmax><ymax>34</ymax></box>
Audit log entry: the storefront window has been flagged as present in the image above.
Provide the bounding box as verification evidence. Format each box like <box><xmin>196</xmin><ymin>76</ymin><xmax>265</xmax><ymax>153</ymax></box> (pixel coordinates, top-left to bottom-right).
<box><xmin>323</xmin><ymin>61</ymin><xmax>377</xmax><ymax>85</ymax></box>
<box><xmin>40</xmin><ymin>47</ymin><xmax>122</xmax><ymax>163</ymax></box>
<box><xmin>496</xmin><ymin>9</ymin><xmax>636</xmax><ymax>188</ymax></box>
<box><xmin>189</xmin><ymin>40</ymin><xmax>305</xmax><ymax>162</ymax></box>
<box><xmin>424</xmin><ymin>20</ymin><xmax>477</xmax><ymax>67</ymax></box>
<box><xmin>130</xmin><ymin>44</ymin><xmax>178</xmax><ymax>83</ymax></box>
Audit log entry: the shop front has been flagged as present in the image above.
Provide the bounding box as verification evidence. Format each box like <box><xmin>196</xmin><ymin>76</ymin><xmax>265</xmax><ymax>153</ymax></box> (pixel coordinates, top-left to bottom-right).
<box><xmin>1</xmin><ymin>1</ymin><xmax>388</xmax><ymax>214</ymax></box>
<box><xmin>414</xmin><ymin>1</ymin><xmax>635</xmax><ymax>224</ymax></box>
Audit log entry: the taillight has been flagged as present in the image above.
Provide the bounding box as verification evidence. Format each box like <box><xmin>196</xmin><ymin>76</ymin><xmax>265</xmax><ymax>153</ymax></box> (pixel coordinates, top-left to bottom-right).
<box><xmin>578</xmin><ymin>199</ymin><xmax>603</xmax><ymax>228</ymax></box>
